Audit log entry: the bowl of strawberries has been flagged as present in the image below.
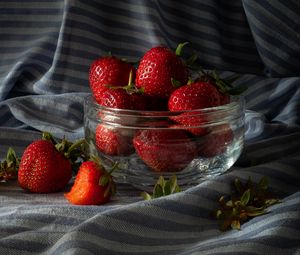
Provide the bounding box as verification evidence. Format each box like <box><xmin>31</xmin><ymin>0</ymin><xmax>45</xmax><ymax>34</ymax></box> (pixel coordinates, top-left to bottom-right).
<box><xmin>84</xmin><ymin>43</ymin><xmax>245</xmax><ymax>189</ymax></box>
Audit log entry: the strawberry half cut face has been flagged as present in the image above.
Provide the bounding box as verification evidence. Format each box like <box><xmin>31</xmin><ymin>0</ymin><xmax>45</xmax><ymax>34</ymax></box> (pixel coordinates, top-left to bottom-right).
<box><xmin>64</xmin><ymin>160</ymin><xmax>115</xmax><ymax>205</ymax></box>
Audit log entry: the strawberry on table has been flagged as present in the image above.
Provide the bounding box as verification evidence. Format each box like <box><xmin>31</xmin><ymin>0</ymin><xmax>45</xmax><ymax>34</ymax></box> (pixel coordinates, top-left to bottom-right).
<box><xmin>133</xmin><ymin>129</ymin><xmax>197</xmax><ymax>172</ymax></box>
<box><xmin>17</xmin><ymin>132</ymin><xmax>85</xmax><ymax>193</ymax></box>
<box><xmin>89</xmin><ymin>56</ymin><xmax>136</xmax><ymax>104</ymax></box>
<box><xmin>135</xmin><ymin>45</ymin><xmax>188</xmax><ymax>98</ymax></box>
<box><xmin>64</xmin><ymin>160</ymin><xmax>115</xmax><ymax>205</ymax></box>
<box><xmin>18</xmin><ymin>140</ymin><xmax>72</xmax><ymax>193</ymax></box>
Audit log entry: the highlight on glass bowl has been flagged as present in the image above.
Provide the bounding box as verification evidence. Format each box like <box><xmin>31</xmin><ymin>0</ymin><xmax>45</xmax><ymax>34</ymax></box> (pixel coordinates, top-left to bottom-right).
<box><xmin>84</xmin><ymin>43</ymin><xmax>245</xmax><ymax>189</ymax></box>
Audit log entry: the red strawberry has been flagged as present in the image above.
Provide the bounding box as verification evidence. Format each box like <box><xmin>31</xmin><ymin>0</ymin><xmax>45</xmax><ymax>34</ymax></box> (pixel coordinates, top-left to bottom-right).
<box><xmin>95</xmin><ymin>124</ymin><xmax>134</xmax><ymax>156</ymax></box>
<box><xmin>168</xmin><ymin>81</ymin><xmax>221</xmax><ymax>111</ymax></box>
<box><xmin>96</xmin><ymin>86</ymin><xmax>134</xmax><ymax>109</ymax></box>
<box><xmin>169</xmin><ymin>114</ymin><xmax>208</xmax><ymax>136</ymax></box>
<box><xmin>168</xmin><ymin>81</ymin><xmax>221</xmax><ymax>135</ymax></box>
<box><xmin>89</xmin><ymin>56</ymin><xmax>136</xmax><ymax>104</ymax></box>
<box><xmin>135</xmin><ymin>46</ymin><xmax>188</xmax><ymax>98</ymax></box>
<box><xmin>18</xmin><ymin>140</ymin><xmax>72</xmax><ymax>193</ymax></box>
<box><xmin>133</xmin><ymin>129</ymin><xmax>197</xmax><ymax>172</ymax></box>
<box><xmin>198</xmin><ymin>124</ymin><xmax>234</xmax><ymax>157</ymax></box>
<box><xmin>65</xmin><ymin>160</ymin><xmax>115</xmax><ymax>205</ymax></box>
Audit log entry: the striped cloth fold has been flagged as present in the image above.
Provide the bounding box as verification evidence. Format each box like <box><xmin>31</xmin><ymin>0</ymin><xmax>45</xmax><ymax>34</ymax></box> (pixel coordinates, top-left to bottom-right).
<box><xmin>0</xmin><ymin>0</ymin><xmax>300</xmax><ymax>254</ymax></box>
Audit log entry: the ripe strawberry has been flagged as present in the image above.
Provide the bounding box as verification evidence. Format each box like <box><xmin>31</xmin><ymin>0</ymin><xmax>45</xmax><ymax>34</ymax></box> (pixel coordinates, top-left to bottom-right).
<box><xmin>168</xmin><ymin>81</ymin><xmax>221</xmax><ymax>111</ymax></box>
<box><xmin>65</xmin><ymin>160</ymin><xmax>115</xmax><ymax>205</ymax></box>
<box><xmin>96</xmin><ymin>86</ymin><xmax>134</xmax><ymax>109</ymax></box>
<box><xmin>168</xmin><ymin>81</ymin><xmax>221</xmax><ymax>135</ymax></box>
<box><xmin>18</xmin><ymin>140</ymin><xmax>72</xmax><ymax>193</ymax></box>
<box><xmin>133</xmin><ymin>129</ymin><xmax>197</xmax><ymax>172</ymax></box>
<box><xmin>198</xmin><ymin>124</ymin><xmax>233</xmax><ymax>157</ymax></box>
<box><xmin>135</xmin><ymin>46</ymin><xmax>188</xmax><ymax>98</ymax></box>
<box><xmin>95</xmin><ymin>124</ymin><xmax>134</xmax><ymax>156</ymax></box>
<box><xmin>89</xmin><ymin>56</ymin><xmax>136</xmax><ymax>104</ymax></box>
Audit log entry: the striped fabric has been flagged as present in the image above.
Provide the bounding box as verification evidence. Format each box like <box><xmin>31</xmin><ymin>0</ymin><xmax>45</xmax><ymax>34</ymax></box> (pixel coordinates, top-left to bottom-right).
<box><xmin>0</xmin><ymin>1</ymin><xmax>300</xmax><ymax>254</ymax></box>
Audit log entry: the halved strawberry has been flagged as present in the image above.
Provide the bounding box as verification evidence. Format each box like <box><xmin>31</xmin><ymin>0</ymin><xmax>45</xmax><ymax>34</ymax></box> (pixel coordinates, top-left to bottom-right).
<box><xmin>65</xmin><ymin>160</ymin><xmax>115</xmax><ymax>205</ymax></box>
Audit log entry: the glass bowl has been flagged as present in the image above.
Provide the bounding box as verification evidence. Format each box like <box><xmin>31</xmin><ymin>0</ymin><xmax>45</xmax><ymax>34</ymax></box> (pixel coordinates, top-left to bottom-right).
<box><xmin>84</xmin><ymin>95</ymin><xmax>245</xmax><ymax>190</ymax></box>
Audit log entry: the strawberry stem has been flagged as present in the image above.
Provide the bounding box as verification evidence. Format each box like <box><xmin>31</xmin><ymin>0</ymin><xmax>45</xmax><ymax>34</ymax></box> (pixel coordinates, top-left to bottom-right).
<box><xmin>171</xmin><ymin>77</ymin><xmax>182</xmax><ymax>88</ymax></box>
<box><xmin>65</xmin><ymin>138</ymin><xmax>86</xmax><ymax>158</ymax></box>
<box><xmin>107</xmin><ymin>162</ymin><xmax>119</xmax><ymax>175</ymax></box>
<box><xmin>42</xmin><ymin>132</ymin><xmax>56</xmax><ymax>145</ymax></box>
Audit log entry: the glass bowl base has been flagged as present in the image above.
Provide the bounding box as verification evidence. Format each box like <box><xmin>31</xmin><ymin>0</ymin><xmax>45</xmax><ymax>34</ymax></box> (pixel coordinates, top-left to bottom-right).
<box><xmin>86</xmin><ymin>138</ymin><xmax>243</xmax><ymax>191</ymax></box>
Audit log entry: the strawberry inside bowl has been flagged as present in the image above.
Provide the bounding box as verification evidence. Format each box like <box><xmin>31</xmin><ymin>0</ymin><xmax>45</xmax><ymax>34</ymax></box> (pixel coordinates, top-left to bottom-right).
<box><xmin>83</xmin><ymin>95</ymin><xmax>245</xmax><ymax>190</ymax></box>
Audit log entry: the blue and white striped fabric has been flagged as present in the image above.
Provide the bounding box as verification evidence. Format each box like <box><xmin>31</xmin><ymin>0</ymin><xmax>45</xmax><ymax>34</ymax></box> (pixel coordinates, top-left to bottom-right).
<box><xmin>1</xmin><ymin>1</ymin><xmax>300</xmax><ymax>254</ymax></box>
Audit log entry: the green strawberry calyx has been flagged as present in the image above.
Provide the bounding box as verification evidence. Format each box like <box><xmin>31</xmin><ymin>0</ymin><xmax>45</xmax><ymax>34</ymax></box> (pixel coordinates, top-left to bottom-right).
<box><xmin>0</xmin><ymin>147</ymin><xmax>20</xmax><ymax>182</ymax></box>
<box><xmin>197</xmin><ymin>69</ymin><xmax>247</xmax><ymax>96</ymax></box>
<box><xmin>90</xmin><ymin>155</ymin><xmax>117</xmax><ymax>198</ymax></box>
<box><xmin>141</xmin><ymin>175</ymin><xmax>181</xmax><ymax>200</ymax></box>
<box><xmin>175</xmin><ymin>42</ymin><xmax>189</xmax><ymax>57</ymax></box>
<box><xmin>42</xmin><ymin>132</ymin><xmax>88</xmax><ymax>173</ymax></box>
<box><xmin>214</xmin><ymin>176</ymin><xmax>280</xmax><ymax>231</ymax></box>
<box><xmin>104</xmin><ymin>69</ymin><xmax>144</xmax><ymax>95</ymax></box>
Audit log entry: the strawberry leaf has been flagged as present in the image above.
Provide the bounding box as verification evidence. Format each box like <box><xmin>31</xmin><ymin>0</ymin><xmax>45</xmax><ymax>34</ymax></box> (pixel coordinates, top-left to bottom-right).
<box><xmin>141</xmin><ymin>191</ymin><xmax>152</xmax><ymax>200</ymax></box>
<box><xmin>234</xmin><ymin>178</ymin><xmax>243</xmax><ymax>194</ymax></box>
<box><xmin>175</xmin><ymin>42</ymin><xmax>189</xmax><ymax>56</ymax></box>
<box><xmin>214</xmin><ymin>176</ymin><xmax>280</xmax><ymax>231</ymax></box>
<box><xmin>6</xmin><ymin>147</ymin><xmax>19</xmax><ymax>167</ymax></box>
<box><xmin>141</xmin><ymin>175</ymin><xmax>181</xmax><ymax>200</ymax></box>
<box><xmin>42</xmin><ymin>131</ymin><xmax>56</xmax><ymax>144</ymax></box>
<box><xmin>185</xmin><ymin>53</ymin><xmax>198</xmax><ymax>68</ymax></box>
<box><xmin>258</xmin><ymin>176</ymin><xmax>268</xmax><ymax>191</ymax></box>
<box><xmin>171</xmin><ymin>77</ymin><xmax>182</xmax><ymax>88</ymax></box>
<box><xmin>0</xmin><ymin>147</ymin><xmax>20</xmax><ymax>182</ymax></box>
<box><xmin>240</xmin><ymin>189</ymin><xmax>251</xmax><ymax>206</ymax></box>
<box><xmin>99</xmin><ymin>175</ymin><xmax>109</xmax><ymax>186</ymax></box>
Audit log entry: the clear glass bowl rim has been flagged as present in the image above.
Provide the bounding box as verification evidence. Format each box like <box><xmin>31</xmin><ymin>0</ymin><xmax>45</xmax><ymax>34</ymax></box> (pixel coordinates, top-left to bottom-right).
<box><xmin>84</xmin><ymin>94</ymin><xmax>245</xmax><ymax>118</ymax></box>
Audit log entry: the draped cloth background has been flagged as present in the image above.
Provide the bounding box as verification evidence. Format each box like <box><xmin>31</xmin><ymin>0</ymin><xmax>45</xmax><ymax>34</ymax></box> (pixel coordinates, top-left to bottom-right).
<box><xmin>0</xmin><ymin>1</ymin><xmax>300</xmax><ymax>254</ymax></box>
